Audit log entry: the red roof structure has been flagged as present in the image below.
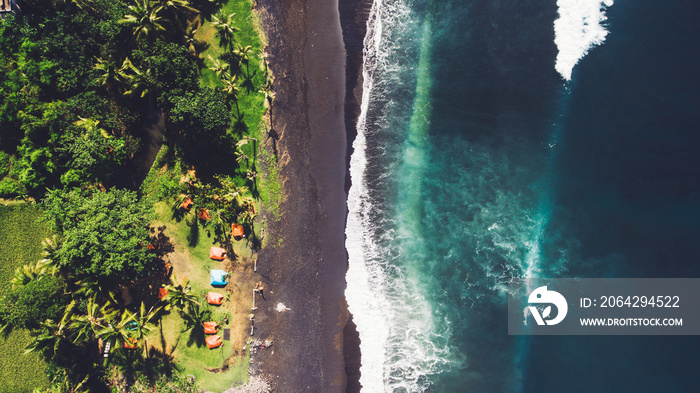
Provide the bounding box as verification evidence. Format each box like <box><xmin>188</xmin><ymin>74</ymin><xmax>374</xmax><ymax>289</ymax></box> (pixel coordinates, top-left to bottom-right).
<box><xmin>203</xmin><ymin>322</ymin><xmax>218</xmax><ymax>334</ymax></box>
<box><xmin>206</xmin><ymin>335</ymin><xmax>222</xmax><ymax>349</ymax></box>
<box><xmin>198</xmin><ymin>208</ymin><xmax>211</xmax><ymax>220</ymax></box>
<box><xmin>207</xmin><ymin>292</ymin><xmax>224</xmax><ymax>305</ymax></box>
<box><xmin>231</xmin><ymin>223</ymin><xmax>244</xmax><ymax>238</ymax></box>
<box><xmin>123</xmin><ymin>338</ymin><xmax>138</xmax><ymax>349</ymax></box>
<box><xmin>181</xmin><ymin>198</ymin><xmax>193</xmax><ymax>211</ymax></box>
<box><xmin>209</xmin><ymin>247</ymin><xmax>227</xmax><ymax>260</ymax></box>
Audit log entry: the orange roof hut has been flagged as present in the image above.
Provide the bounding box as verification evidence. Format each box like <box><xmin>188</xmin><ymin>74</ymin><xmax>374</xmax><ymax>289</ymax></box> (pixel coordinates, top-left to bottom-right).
<box><xmin>231</xmin><ymin>223</ymin><xmax>244</xmax><ymax>238</ymax></box>
<box><xmin>205</xmin><ymin>335</ymin><xmax>222</xmax><ymax>349</ymax></box>
<box><xmin>123</xmin><ymin>338</ymin><xmax>138</xmax><ymax>349</ymax></box>
<box><xmin>203</xmin><ymin>322</ymin><xmax>219</xmax><ymax>334</ymax></box>
<box><xmin>209</xmin><ymin>246</ymin><xmax>227</xmax><ymax>260</ymax></box>
<box><xmin>207</xmin><ymin>292</ymin><xmax>224</xmax><ymax>305</ymax></box>
<box><xmin>158</xmin><ymin>287</ymin><xmax>169</xmax><ymax>300</ymax></box>
<box><xmin>198</xmin><ymin>208</ymin><xmax>211</xmax><ymax>220</ymax></box>
<box><xmin>181</xmin><ymin>198</ymin><xmax>193</xmax><ymax>211</ymax></box>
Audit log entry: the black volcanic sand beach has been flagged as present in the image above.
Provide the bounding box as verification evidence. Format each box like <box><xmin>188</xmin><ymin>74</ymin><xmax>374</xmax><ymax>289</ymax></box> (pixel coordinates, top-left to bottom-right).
<box><xmin>252</xmin><ymin>0</ymin><xmax>353</xmax><ymax>391</ymax></box>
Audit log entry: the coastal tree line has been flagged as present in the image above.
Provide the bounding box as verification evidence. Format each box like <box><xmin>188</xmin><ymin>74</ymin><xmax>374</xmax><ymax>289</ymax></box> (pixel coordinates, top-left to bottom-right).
<box><xmin>0</xmin><ymin>0</ymin><xmax>270</xmax><ymax>391</ymax></box>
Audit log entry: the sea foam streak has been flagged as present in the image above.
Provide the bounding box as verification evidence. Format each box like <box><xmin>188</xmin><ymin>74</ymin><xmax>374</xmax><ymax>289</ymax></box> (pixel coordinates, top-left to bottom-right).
<box><xmin>554</xmin><ymin>0</ymin><xmax>614</xmax><ymax>80</ymax></box>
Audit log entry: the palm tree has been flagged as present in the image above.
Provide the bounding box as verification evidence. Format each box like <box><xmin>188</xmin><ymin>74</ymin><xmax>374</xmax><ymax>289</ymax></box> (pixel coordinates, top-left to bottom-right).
<box><xmin>222</xmin><ymin>73</ymin><xmax>241</xmax><ymax>117</ymax></box>
<box><xmin>258</xmin><ymin>78</ymin><xmax>273</xmax><ymax>109</ymax></box>
<box><xmin>237</xmin><ymin>207</ymin><xmax>257</xmax><ymax>227</ymax></box>
<box><xmin>217</xmin><ymin>176</ymin><xmax>248</xmax><ymax>208</ymax></box>
<box><xmin>120</xmin><ymin>0</ymin><xmax>168</xmax><ymax>43</ymax></box>
<box><xmin>41</xmin><ymin>235</ymin><xmax>61</xmax><ymax>261</ymax></box>
<box><xmin>68</xmin><ymin>297</ymin><xmax>116</xmax><ymax>346</ymax></box>
<box><xmin>95</xmin><ymin>311</ymin><xmax>135</xmax><ymax>352</ymax></box>
<box><xmin>246</xmin><ymin>170</ymin><xmax>257</xmax><ymax>184</ymax></box>
<box><xmin>75</xmin><ymin>117</ymin><xmax>111</xmax><ymax>139</ymax></box>
<box><xmin>25</xmin><ymin>319</ymin><xmax>71</xmax><ymax>359</ymax></box>
<box><xmin>154</xmin><ymin>0</ymin><xmax>199</xmax><ymax>34</ymax></box>
<box><xmin>236</xmin><ymin>136</ymin><xmax>256</xmax><ymax>149</ymax></box>
<box><xmin>162</xmin><ymin>276</ymin><xmax>200</xmax><ymax>313</ymax></box>
<box><xmin>207</xmin><ymin>55</ymin><xmax>229</xmax><ymax>78</ymax></box>
<box><xmin>154</xmin><ymin>0</ymin><xmax>198</xmax><ymax>14</ymax></box>
<box><xmin>94</xmin><ymin>57</ymin><xmax>123</xmax><ymax>92</ymax></box>
<box><xmin>119</xmin><ymin>58</ymin><xmax>153</xmax><ymax>99</ymax></box>
<box><xmin>10</xmin><ymin>262</ymin><xmax>45</xmax><ymax>287</ymax></box>
<box><xmin>233</xmin><ymin>45</ymin><xmax>253</xmax><ymax>76</ymax></box>
<box><xmin>184</xmin><ymin>26</ymin><xmax>200</xmax><ymax>56</ymax></box>
<box><xmin>73</xmin><ymin>278</ymin><xmax>118</xmax><ymax>307</ymax></box>
<box><xmin>258</xmin><ymin>77</ymin><xmax>274</xmax><ymax>126</ymax></box>
<box><xmin>11</xmin><ymin>234</ymin><xmax>64</xmax><ymax>287</ymax></box>
<box><xmin>124</xmin><ymin>302</ymin><xmax>161</xmax><ymax>357</ymax></box>
<box><xmin>211</xmin><ymin>11</ymin><xmax>239</xmax><ymax>50</ymax></box>
<box><xmin>235</xmin><ymin>147</ymin><xmax>249</xmax><ymax>166</ymax></box>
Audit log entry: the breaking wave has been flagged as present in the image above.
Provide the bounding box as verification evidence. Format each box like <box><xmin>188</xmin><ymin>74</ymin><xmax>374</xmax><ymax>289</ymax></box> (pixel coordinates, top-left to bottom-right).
<box><xmin>554</xmin><ymin>0</ymin><xmax>614</xmax><ymax>80</ymax></box>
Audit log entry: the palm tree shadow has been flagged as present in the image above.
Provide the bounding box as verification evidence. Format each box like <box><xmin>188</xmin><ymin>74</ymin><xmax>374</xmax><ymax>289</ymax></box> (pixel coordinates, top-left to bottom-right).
<box><xmin>186</xmin><ymin>216</ymin><xmax>199</xmax><ymax>247</ymax></box>
<box><xmin>182</xmin><ymin>305</ymin><xmax>211</xmax><ymax>348</ymax></box>
<box><xmin>160</xmin><ymin>320</ymin><xmax>181</xmax><ymax>357</ymax></box>
<box><xmin>144</xmin><ymin>349</ymin><xmax>181</xmax><ymax>381</ymax></box>
<box><xmin>185</xmin><ymin>325</ymin><xmax>207</xmax><ymax>348</ymax></box>
<box><xmin>242</xmin><ymin>70</ymin><xmax>257</xmax><ymax>93</ymax></box>
<box><xmin>248</xmin><ymin>230</ymin><xmax>262</xmax><ymax>252</ymax></box>
<box><xmin>267</xmin><ymin>127</ymin><xmax>279</xmax><ymax>158</ymax></box>
<box><xmin>171</xmin><ymin>204</ymin><xmax>187</xmax><ymax>223</ymax></box>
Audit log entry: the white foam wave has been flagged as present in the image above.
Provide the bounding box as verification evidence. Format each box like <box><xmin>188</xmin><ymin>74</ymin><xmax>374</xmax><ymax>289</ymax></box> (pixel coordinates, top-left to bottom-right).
<box><xmin>554</xmin><ymin>0</ymin><xmax>614</xmax><ymax>81</ymax></box>
<box><xmin>345</xmin><ymin>0</ymin><xmax>391</xmax><ymax>391</ymax></box>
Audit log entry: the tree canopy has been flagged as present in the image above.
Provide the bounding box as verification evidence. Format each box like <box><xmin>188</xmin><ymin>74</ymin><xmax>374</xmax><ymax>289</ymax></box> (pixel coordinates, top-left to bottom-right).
<box><xmin>43</xmin><ymin>188</ymin><xmax>155</xmax><ymax>282</ymax></box>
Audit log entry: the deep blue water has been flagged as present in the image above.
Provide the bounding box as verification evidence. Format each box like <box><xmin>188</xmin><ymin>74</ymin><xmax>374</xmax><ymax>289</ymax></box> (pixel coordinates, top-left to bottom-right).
<box><xmin>344</xmin><ymin>0</ymin><xmax>700</xmax><ymax>392</ymax></box>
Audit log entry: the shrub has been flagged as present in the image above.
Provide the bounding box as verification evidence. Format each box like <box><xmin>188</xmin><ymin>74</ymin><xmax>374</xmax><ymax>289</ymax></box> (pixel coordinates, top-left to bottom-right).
<box><xmin>0</xmin><ymin>152</ymin><xmax>9</xmax><ymax>177</ymax></box>
<box><xmin>0</xmin><ymin>178</ymin><xmax>26</xmax><ymax>198</ymax></box>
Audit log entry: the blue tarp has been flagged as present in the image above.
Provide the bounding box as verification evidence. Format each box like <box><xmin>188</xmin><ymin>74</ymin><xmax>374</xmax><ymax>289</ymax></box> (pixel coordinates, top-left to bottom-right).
<box><xmin>210</xmin><ymin>269</ymin><xmax>229</xmax><ymax>286</ymax></box>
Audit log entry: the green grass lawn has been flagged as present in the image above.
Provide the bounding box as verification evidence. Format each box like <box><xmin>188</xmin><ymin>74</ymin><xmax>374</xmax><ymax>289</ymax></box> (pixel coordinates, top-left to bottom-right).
<box><xmin>196</xmin><ymin>0</ymin><xmax>268</xmax><ymax>144</ymax></box>
<box><xmin>150</xmin><ymin>201</ymin><xmax>249</xmax><ymax>391</ymax></box>
<box><xmin>0</xmin><ymin>204</ymin><xmax>51</xmax><ymax>393</ymax></box>
<box><xmin>149</xmin><ymin>312</ymin><xmax>243</xmax><ymax>393</ymax></box>
<box><xmin>189</xmin><ymin>0</ymin><xmax>282</xmax><ymax>241</ymax></box>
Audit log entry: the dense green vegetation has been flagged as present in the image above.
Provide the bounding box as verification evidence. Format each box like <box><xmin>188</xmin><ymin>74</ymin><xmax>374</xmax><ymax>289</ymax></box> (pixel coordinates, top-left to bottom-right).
<box><xmin>0</xmin><ymin>204</ymin><xmax>51</xmax><ymax>393</ymax></box>
<box><xmin>0</xmin><ymin>0</ymin><xmax>276</xmax><ymax>390</ymax></box>
<box><xmin>0</xmin><ymin>0</ymin><xmax>271</xmax><ymax>198</ymax></box>
<box><xmin>42</xmin><ymin>188</ymin><xmax>156</xmax><ymax>282</ymax></box>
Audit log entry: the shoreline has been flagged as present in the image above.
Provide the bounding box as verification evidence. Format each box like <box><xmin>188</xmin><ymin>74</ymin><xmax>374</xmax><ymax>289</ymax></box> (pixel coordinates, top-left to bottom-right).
<box><xmin>338</xmin><ymin>0</ymin><xmax>373</xmax><ymax>391</ymax></box>
<box><xmin>253</xmin><ymin>0</ymin><xmax>354</xmax><ymax>391</ymax></box>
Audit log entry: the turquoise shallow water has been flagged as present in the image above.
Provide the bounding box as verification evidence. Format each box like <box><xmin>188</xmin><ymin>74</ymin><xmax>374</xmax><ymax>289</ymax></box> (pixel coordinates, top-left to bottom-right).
<box><xmin>345</xmin><ymin>0</ymin><xmax>700</xmax><ymax>392</ymax></box>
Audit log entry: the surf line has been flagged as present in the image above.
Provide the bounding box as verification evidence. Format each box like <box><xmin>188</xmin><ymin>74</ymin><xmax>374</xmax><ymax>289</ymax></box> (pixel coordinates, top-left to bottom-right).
<box><xmin>344</xmin><ymin>0</ymin><xmax>391</xmax><ymax>391</ymax></box>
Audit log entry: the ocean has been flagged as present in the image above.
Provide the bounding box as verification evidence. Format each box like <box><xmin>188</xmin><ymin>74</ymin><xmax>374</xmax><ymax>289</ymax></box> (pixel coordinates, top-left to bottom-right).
<box><xmin>344</xmin><ymin>0</ymin><xmax>700</xmax><ymax>392</ymax></box>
